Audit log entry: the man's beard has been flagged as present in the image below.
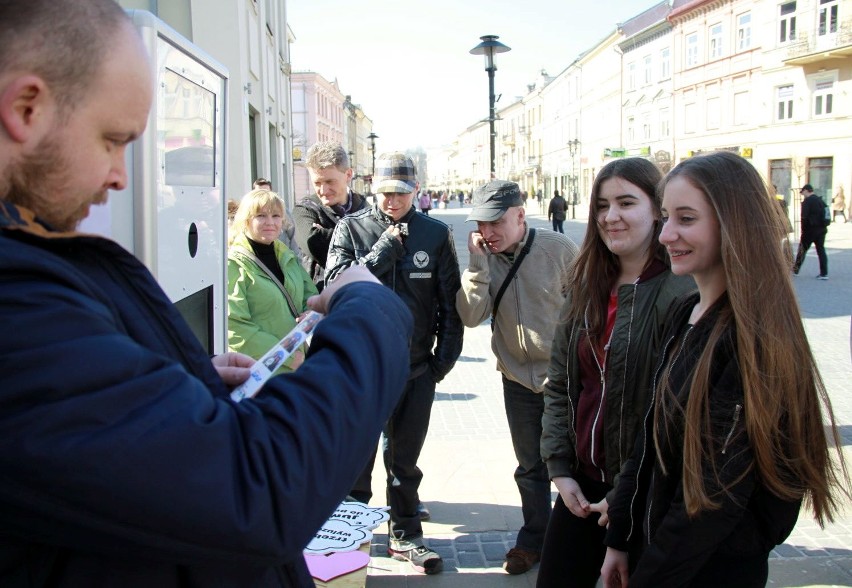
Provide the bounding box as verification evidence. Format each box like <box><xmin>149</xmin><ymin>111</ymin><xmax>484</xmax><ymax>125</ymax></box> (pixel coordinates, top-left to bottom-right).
<box><xmin>3</xmin><ymin>135</ymin><xmax>104</xmax><ymax>232</ymax></box>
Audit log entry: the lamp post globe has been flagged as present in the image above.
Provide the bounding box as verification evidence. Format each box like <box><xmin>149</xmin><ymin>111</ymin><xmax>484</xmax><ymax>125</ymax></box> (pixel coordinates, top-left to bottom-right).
<box><xmin>470</xmin><ymin>35</ymin><xmax>511</xmax><ymax>181</ymax></box>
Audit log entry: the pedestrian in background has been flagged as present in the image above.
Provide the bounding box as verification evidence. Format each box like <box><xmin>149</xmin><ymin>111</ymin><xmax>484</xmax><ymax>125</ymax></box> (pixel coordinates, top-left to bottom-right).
<box><xmin>227</xmin><ymin>189</ymin><xmax>317</xmax><ymax>370</ymax></box>
<box><xmin>793</xmin><ymin>183</ymin><xmax>830</xmax><ymax>279</ymax></box>
<box><xmin>548</xmin><ymin>189</ymin><xmax>568</xmax><ymax>233</ymax></box>
<box><xmin>326</xmin><ymin>152</ymin><xmax>464</xmax><ymax>575</ymax></box>
<box><xmin>0</xmin><ymin>1</ymin><xmax>413</xmax><ymax>585</ymax></box>
<box><xmin>602</xmin><ymin>151</ymin><xmax>847</xmax><ymax>588</ymax></box>
<box><xmin>538</xmin><ymin>158</ymin><xmax>693</xmax><ymax>587</ymax></box>
<box><xmin>832</xmin><ymin>185</ymin><xmax>847</xmax><ymax>223</ymax></box>
<box><xmin>253</xmin><ymin>177</ymin><xmax>272</xmax><ymax>190</ymax></box>
<box><xmin>457</xmin><ymin>180</ymin><xmax>579</xmax><ymax>575</ymax></box>
<box><xmin>418</xmin><ymin>189</ymin><xmax>432</xmax><ymax>215</ymax></box>
<box><xmin>293</xmin><ymin>142</ymin><xmax>367</xmax><ymax>292</ymax></box>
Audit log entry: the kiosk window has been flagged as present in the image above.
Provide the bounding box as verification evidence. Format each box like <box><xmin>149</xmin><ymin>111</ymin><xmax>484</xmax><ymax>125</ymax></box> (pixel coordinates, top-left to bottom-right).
<box><xmin>163</xmin><ymin>69</ymin><xmax>216</xmax><ymax>186</ymax></box>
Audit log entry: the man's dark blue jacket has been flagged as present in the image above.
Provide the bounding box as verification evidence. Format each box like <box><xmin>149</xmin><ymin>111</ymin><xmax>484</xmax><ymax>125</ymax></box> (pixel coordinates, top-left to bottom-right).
<box><xmin>0</xmin><ymin>201</ymin><xmax>412</xmax><ymax>587</ymax></box>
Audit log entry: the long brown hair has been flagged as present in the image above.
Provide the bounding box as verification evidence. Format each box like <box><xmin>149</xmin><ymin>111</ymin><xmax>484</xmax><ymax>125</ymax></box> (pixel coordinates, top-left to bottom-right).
<box><xmin>566</xmin><ymin>158</ymin><xmax>666</xmax><ymax>342</ymax></box>
<box><xmin>655</xmin><ymin>151</ymin><xmax>847</xmax><ymax>526</ymax></box>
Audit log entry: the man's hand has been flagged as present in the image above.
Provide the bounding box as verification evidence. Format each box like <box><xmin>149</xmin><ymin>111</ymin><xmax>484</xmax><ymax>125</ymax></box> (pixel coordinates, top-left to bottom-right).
<box><xmin>554</xmin><ymin>476</ymin><xmax>591</xmax><ymax>518</ymax></box>
<box><xmin>467</xmin><ymin>230</ymin><xmax>488</xmax><ymax>255</ymax></box>
<box><xmin>601</xmin><ymin>547</ymin><xmax>629</xmax><ymax>588</ymax></box>
<box><xmin>212</xmin><ymin>352</ymin><xmax>254</xmax><ymax>390</ymax></box>
<box><xmin>307</xmin><ymin>266</ymin><xmax>379</xmax><ymax>314</ymax></box>
<box><xmin>385</xmin><ymin>225</ymin><xmax>404</xmax><ymax>243</ymax></box>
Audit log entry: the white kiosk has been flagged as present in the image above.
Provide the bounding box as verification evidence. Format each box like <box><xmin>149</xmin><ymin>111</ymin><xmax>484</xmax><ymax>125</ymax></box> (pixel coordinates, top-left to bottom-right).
<box><xmin>80</xmin><ymin>11</ymin><xmax>228</xmax><ymax>355</ymax></box>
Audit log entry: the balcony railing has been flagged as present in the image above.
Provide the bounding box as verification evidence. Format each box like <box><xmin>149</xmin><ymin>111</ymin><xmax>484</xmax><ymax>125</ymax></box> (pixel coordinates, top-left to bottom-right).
<box><xmin>785</xmin><ymin>18</ymin><xmax>852</xmax><ymax>64</ymax></box>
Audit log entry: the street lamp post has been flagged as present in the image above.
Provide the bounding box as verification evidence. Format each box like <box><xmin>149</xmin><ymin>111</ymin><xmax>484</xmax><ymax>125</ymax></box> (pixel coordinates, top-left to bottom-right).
<box><xmin>470</xmin><ymin>35</ymin><xmax>511</xmax><ymax>181</ymax></box>
<box><xmin>367</xmin><ymin>132</ymin><xmax>378</xmax><ymax>194</ymax></box>
<box><xmin>567</xmin><ymin>138</ymin><xmax>580</xmax><ymax>219</ymax></box>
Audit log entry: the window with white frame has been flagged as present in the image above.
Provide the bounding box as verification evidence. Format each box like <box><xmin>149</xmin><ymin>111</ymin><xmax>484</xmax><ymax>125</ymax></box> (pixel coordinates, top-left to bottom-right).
<box><xmin>686</xmin><ymin>33</ymin><xmax>699</xmax><ymax>67</ymax></box>
<box><xmin>811</xmin><ymin>75</ymin><xmax>836</xmax><ymax>117</ymax></box>
<box><xmin>628</xmin><ymin>61</ymin><xmax>636</xmax><ymax>91</ymax></box>
<box><xmin>776</xmin><ymin>85</ymin><xmax>794</xmax><ymax>121</ymax></box>
<box><xmin>628</xmin><ymin>116</ymin><xmax>635</xmax><ymax>142</ymax></box>
<box><xmin>819</xmin><ymin>0</ymin><xmax>838</xmax><ymax>36</ymax></box>
<box><xmin>733</xmin><ymin>91</ymin><xmax>749</xmax><ymax>125</ymax></box>
<box><xmin>660</xmin><ymin>47</ymin><xmax>671</xmax><ymax>79</ymax></box>
<box><xmin>709</xmin><ymin>23</ymin><xmax>723</xmax><ymax>59</ymax></box>
<box><xmin>706</xmin><ymin>97</ymin><xmax>721</xmax><ymax>129</ymax></box>
<box><xmin>737</xmin><ymin>13</ymin><xmax>752</xmax><ymax>50</ymax></box>
<box><xmin>684</xmin><ymin>102</ymin><xmax>696</xmax><ymax>133</ymax></box>
<box><xmin>642</xmin><ymin>114</ymin><xmax>651</xmax><ymax>140</ymax></box>
<box><xmin>779</xmin><ymin>2</ymin><xmax>797</xmax><ymax>44</ymax></box>
<box><xmin>643</xmin><ymin>55</ymin><xmax>652</xmax><ymax>85</ymax></box>
<box><xmin>660</xmin><ymin>108</ymin><xmax>670</xmax><ymax>137</ymax></box>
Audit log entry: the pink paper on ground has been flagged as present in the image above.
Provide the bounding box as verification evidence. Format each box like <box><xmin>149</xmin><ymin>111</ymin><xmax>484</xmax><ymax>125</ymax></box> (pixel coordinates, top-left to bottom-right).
<box><xmin>304</xmin><ymin>551</ymin><xmax>370</xmax><ymax>582</ymax></box>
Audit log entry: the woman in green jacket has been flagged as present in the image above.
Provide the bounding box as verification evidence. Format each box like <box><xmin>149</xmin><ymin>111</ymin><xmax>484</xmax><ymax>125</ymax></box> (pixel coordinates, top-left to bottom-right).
<box><xmin>538</xmin><ymin>158</ymin><xmax>694</xmax><ymax>587</ymax></box>
<box><xmin>228</xmin><ymin>189</ymin><xmax>317</xmax><ymax>371</ymax></box>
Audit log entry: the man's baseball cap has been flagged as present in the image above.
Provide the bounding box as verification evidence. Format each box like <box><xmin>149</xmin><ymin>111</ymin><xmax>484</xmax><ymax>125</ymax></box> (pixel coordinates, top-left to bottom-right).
<box><xmin>466</xmin><ymin>180</ymin><xmax>524</xmax><ymax>222</ymax></box>
<box><xmin>373</xmin><ymin>152</ymin><xmax>417</xmax><ymax>194</ymax></box>
<box><xmin>801</xmin><ymin>183</ymin><xmax>814</xmax><ymax>192</ymax></box>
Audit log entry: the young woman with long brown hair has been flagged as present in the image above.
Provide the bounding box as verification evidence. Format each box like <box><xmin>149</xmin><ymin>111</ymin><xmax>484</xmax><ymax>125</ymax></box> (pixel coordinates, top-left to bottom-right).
<box><xmin>601</xmin><ymin>151</ymin><xmax>848</xmax><ymax>587</ymax></box>
<box><xmin>537</xmin><ymin>158</ymin><xmax>694</xmax><ymax>586</ymax></box>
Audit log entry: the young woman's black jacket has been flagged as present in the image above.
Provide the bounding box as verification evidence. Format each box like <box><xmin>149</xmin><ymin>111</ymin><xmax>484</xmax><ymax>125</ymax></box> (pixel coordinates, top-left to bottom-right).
<box><xmin>604</xmin><ymin>292</ymin><xmax>801</xmax><ymax>587</ymax></box>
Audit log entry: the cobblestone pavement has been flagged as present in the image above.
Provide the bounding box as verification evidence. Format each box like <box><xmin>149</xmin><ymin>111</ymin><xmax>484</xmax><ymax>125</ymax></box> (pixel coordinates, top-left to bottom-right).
<box><xmin>362</xmin><ymin>203</ymin><xmax>852</xmax><ymax>587</ymax></box>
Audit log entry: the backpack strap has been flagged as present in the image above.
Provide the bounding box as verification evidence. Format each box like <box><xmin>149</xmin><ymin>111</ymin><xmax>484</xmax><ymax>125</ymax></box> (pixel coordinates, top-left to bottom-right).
<box><xmin>491</xmin><ymin>228</ymin><xmax>536</xmax><ymax>330</ymax></box>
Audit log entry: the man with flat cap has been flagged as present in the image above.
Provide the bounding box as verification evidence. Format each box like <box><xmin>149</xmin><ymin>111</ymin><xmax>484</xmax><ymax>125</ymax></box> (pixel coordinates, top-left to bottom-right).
<box><xmin>456</xmin><ymin>180</ymin><xmax>579</xmax><ymax>575</ymax></box>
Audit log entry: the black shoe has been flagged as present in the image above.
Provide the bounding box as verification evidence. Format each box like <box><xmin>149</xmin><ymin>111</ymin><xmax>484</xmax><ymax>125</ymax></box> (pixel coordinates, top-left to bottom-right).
<box><xmin>417</xmin><ymin>502</ymin><xmax>431</xmax><ymax>521</ymax></box>
<box><xmin>388</xmin><ymin>545</ymin><xmax>443</xmax><ymax>574</ymax></box>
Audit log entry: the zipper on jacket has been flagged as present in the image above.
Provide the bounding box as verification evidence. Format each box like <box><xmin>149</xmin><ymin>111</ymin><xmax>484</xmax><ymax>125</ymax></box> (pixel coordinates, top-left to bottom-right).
<box><xmin>512</xmin><ymin>274</ymin><xmax>536</xmax><ymax>385</ymax></box>
<box><xmin>616</xmin><ymin>283</ymin><xmax>638</xmax><ymax>467</ymax></box>
<box><xmin>640</xmin><ymin>325</ymin><xmax>693</xmax><ymax>544</ymax></box>
<box><xmin>721</xmin><ymin>404</ymin><xmax>743</xmax><ymax>455</ymax></box>
<box><xmin>626</xmin><ymin>332</ymin><xmax>672</xmax><ymax>542</ymax></box>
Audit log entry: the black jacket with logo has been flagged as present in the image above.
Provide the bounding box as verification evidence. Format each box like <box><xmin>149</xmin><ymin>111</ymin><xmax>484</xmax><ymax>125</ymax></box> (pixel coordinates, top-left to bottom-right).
<box><xmin>325</xmin><ymin>205</ymin><xmax>463</xmax><ymax>381</ymax></box>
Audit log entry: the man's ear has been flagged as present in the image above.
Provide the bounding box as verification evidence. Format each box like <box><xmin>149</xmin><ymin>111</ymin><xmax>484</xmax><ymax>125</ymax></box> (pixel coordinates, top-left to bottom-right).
<box><xmin>0</xmin><ymin>75</ymin><xmax>52</xmax><ymax>144</ymax></box>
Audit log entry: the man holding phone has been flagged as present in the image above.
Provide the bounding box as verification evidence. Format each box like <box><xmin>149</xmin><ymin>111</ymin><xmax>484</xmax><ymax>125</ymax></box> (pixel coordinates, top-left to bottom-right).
<box><xmin>456</xmin><ymin>180</ymin><xmax>578</xmax><ymax>575</ymax></box>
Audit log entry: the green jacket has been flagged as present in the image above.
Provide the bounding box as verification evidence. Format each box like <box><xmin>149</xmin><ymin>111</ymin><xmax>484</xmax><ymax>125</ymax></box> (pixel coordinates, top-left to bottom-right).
<box><xmin>227</xmin><ymin>233</ymin><xmax>318</xmax><ymax>368</ymax></box>
<box><xmin>541</xmin><ymin>268</ymin><xmax>694</xmax><ymax>501</ymax></box>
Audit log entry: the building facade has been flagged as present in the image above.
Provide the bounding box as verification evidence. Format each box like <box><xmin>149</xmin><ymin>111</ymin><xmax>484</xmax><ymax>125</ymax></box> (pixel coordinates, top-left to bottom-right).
<box><xmin>433</xmin><ymin>0</ymin><xmax>852</xmax><ymax>225</ymax></box>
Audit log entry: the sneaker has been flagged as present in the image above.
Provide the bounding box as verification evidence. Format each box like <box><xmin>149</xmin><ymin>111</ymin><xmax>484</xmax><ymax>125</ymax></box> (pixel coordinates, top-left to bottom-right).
<box><xmin>817</xmin><ymin>274</ymin><xmax>829</xmax><ymax>280</ymax></box>
<box><xmin>417</xmin><ymin>502</ymin><xmax>431</xmax><ymax>521</ymax></box>
<box><xmin>503</xmin><ymin>547</ymin><xmax>540</xmax><ymax>575</ymax></box>
<box><xmin>388</xmin><ymin>544</ymin><xmax>443</xmax><ymax>574</ymax></box>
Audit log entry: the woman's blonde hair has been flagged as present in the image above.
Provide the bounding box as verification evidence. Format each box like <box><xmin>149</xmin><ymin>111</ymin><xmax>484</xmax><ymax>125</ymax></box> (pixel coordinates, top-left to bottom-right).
<box><xmin>655</xmin><ymin>151</ymin><xmax>847</xmax><ymax>526</ymax></box>
<box><xmin>229</xmin><ymin>189</ymin><xmax>286</xmax><ymax>244</ymax></box>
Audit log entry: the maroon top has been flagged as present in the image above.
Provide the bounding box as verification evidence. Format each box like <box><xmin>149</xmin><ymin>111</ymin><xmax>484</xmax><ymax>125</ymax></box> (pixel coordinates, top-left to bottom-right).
<box><xmin>576</xmin><ymin>292</ymin><xmax>618</xmax><ymax>482</ymax></box>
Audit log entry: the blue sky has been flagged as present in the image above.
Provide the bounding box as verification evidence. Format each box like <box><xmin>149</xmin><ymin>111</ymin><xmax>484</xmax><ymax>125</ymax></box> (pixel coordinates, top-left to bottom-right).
<box><xmin>288</xmin><ymin>0</ymin><xmax>659</xmax><ymax>152</ymax></box>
